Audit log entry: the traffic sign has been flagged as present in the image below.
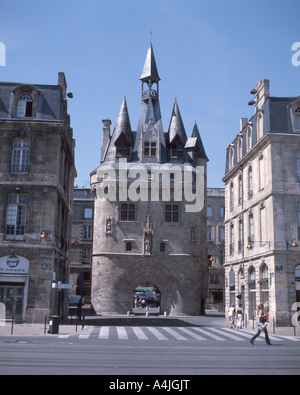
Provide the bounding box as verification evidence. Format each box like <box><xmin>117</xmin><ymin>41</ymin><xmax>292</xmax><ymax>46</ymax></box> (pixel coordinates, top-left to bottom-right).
<box><xmin>52</xmin><ymin>283</ymin><xmax>73</xmax><ymax>289</ymax></box>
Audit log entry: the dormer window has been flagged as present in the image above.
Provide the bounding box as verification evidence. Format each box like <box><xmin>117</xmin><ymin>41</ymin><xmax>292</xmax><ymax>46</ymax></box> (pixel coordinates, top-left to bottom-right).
<box><xmin>17</xmin><ymin>93</ymin><xmax>33</xmax><ymax>117</ymax></box>
<box><xmin>12</xmin><ymin>85</ymin><xmax>39</xmax><ymax>118</ymax></box>
<box><xmin>171</xmin><ymin>139</ymin><xmax>184</xmax><ymax>158</ymax></box>
<box><xmin>144</xmin><ymin>142</ymin><xmax>157</xmax><ymax>157</ymax></box>
<box><xmin>115</xmin><ymin>134</ymin><xmax>130</xmax><ymax>158</ymax></box>
<box><xmin>289</xmin><ymin>100</ymin><xmax>300</xmax><ymax>132</ymax></box>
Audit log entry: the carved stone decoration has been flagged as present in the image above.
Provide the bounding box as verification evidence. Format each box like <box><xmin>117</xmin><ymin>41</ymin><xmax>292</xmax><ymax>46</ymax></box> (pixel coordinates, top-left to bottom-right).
<box><xmin>190</xmin><ymin>226</ymin><xmax>196</xmax><ymax>242</ymax></box>
<box><xmin>91</xmin><ymin>184</ymin><xmax>97</xmax><ymax>199</ymax></box>
<box><xmin>143</xmin><ymin>215</ymin><xmax>153</xmax><ymax>256</ymax></box>
<box><xmin>105</xmin><ymin>217</ymin><xmax>113</xmax><ymax>237</ymax></box>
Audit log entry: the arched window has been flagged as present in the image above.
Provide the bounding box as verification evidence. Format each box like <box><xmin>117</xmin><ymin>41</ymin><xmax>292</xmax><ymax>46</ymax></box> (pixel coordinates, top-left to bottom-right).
<box><xmin>249</xmin><ymin>267</ymin><xmax>256</xmax><ymax>282</ymax></box>
<box><xmin>261</xmin><ymin>264</ymin><xmax>268</xmax><ymax>280</ymax></box>
<box><xmin>260</xmin><ymin>264</ymin><xmax>269</xmax><ymax>306</ymax></box>
<box><xmin>249</xmin><ymin>266</ymin><xmax>256</xmax><ymax>318</ymax></box>
<box><xmin>247</xmin><ymin>126</ymin><xmax>252</xmax><ymax>152</ymax></box>
<box><xmin>248</xmin><ymin>166</ymin><xmax>253</xmax><ymax>198</ymax></box>
<box><xmin>257</xmin><ymin>112</ymin><xmax>264</xmax><ymax>140</ymax></box>
<box><xmin>229</xmin><ymin>146</ymin><xmax>234</xmax><ymax>169</ymax></box>
<box><xmin>237</xmin><ymin>137</ymin><xmax>242</xmax><ymax>161</ymax></box>
<box><xmin>17</xmin><ymin>93</ymin><xmax>33</xmax><ymax>117</ymax></box>
<box><xmin>12</xmin><ymin>85</ymin><xmax>39</xmax><ymax>118</ymax></box>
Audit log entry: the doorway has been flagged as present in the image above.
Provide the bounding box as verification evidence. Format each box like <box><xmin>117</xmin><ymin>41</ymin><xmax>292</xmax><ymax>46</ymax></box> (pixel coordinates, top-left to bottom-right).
<box><xmin>132</xmin><ymin>282</ymin><xmax>161</xmax><ymax>314</ymax></box>
<box><xmin>0</xmin><ymin>284</ymin><xmax>25</xmax><ymax>321</ymax></box>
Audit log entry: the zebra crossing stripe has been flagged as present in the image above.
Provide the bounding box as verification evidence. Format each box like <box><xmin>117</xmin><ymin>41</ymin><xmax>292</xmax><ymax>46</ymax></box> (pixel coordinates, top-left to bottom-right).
<box><xmin>132</xmin><ymin>326</ymin><xmax>149</xmax><ymax>340</ymax></box>
<box><xmin>78</xmin><ymin>334</ymin><xmax>90</xmax><ymax>339</ymax></box>
<box><xmin>117</xmin><ymin>326</ymin><xmax>129</xmax><ymax>340</ymax></box>
<box><xmin>99</xmin><ymin>326</ymin><xmax>109</xmax><ymax>339</ymax></box>
<box><xmin>147</xmin><ymin>327</ymin><xmax>168</xmax><ymax>340</ymax></box>
<box><xmin>161</xmin><ymin>327</ymin><xmax>188</xmax><ymax>340</ymax></box>
<box><xmin>209</xmin><ymin>327</ymin><xmax>244</xmax><ymax>341</ymax></box>
<box><xmin>192</xmin><ymin>327</ymin><xmax>226</xmax><ymax>341</ymax></box>
<box><xmin>176</xmin><ymin>327</ymin><xmax>206</xmax><ymax>341</ymax></box>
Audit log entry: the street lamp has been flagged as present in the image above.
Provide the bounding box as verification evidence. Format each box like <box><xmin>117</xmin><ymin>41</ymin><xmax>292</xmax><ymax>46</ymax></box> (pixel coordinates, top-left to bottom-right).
<box><xmin>286</xmin><ymin>239</ymin><xmax>299</xmax><ymax>249</ymax></box>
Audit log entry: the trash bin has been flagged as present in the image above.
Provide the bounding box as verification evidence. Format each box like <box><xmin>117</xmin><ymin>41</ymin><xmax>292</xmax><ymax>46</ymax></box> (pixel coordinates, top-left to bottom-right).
<box><xmin>48</xmin><ymin>315</ymin><xmax>60</xmax><ymax>334</ymax></box>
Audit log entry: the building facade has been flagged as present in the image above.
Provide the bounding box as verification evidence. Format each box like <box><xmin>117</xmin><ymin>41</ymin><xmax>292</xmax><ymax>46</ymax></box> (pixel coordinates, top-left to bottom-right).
<box><xmin>223</xmin><ymin>79</ymin><xmax>300</xmax><ymax>326</ymax></box>
<box><xmin>0</xmin><ymin>73</ymin><xmax>76</xmax><ymax>323</ymax></box>
<box><xmin>91</xmin><ymin>43</ymin><xmax>209</xmax><ymax>316</ymax></box>
<box><xmin>206</xmin><ymin>188</ymin><xmax>225</xmax><ymax>311</ymax></box>
<box><xmin>69</xmin><ymin>187</ymin><xmax>93</xmax><ymax>304</ymax></box>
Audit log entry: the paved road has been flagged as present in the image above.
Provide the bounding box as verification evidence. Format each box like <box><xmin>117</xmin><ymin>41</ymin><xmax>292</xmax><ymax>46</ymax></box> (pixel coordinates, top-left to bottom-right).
<box><xmin>1</xmin><ymin>319</ymin><xmax>300</xmax><ymax>376</ymax></box>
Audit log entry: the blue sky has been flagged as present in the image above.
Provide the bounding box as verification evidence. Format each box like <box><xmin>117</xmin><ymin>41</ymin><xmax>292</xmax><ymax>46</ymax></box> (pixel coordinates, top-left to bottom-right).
<box><xmin>1</xmin><ymin>0</ymin><xmax>300</xmax><ymax>187</ymax></box>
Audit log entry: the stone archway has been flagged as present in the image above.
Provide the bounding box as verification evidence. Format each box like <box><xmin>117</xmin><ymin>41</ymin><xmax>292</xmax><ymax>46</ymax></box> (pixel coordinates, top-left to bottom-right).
<box><xmin>113</xmin><ymin>259</ymin><xmax>180</xmax><ymax>315</ymax></box>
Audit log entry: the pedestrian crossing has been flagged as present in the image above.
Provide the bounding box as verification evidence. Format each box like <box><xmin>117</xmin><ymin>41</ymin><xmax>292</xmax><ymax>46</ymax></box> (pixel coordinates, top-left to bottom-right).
<box><xmin>57</xmin><ymin>326</ymin><xmax>300</xmax><ymax>343</ymax></box>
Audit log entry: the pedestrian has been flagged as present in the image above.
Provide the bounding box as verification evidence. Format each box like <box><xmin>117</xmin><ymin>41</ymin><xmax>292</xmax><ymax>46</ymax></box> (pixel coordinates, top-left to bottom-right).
<box><xmin>250</xmin><ymin>304</ymin><xmax>272</xmax><ymax>345</ymax></box>
<box><xmin>228</xmin><ymin>304</ymin><xmax>236</xmax><ymax>328</ymax></box>
<box><xmin>236</xmin><ymin>304</ymin><xmax>243</xmax><ymax>329</ymax></box>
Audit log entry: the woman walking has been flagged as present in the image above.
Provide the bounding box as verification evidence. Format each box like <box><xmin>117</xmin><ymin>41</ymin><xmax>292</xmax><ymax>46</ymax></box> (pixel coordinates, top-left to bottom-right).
<box><xmin>236</xmin><ymin>304</ymin><xmax>243</xmax><ymax>329</ymax></box>
<box><xmin>250</xmin><ymin>304</ymin><xmax>271</xmax><ymax>345</ymax></box>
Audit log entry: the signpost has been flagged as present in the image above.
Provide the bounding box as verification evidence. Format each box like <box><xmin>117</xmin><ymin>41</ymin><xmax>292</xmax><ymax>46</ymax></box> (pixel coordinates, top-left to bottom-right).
<box><xmin>52</xmin><ymin>283</ymin><xmax>73</xmax><ymax>290</ymax></box>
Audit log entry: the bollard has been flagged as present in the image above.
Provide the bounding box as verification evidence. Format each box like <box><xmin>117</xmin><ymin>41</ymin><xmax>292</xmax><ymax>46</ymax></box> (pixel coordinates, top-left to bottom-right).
<box><xmin>164</xmin><ymin>311</ymin><xmax>167</xmax><ymax>317</ymax></box>
<box><xmin>146</xmin><ymin>311</ymin><xmax>149</xmax><ymax>317</ymax></box>
<box><xmin>11</xmin><ymin>316</ymin><xmax>14</xmax><ymax>335</ymax></box>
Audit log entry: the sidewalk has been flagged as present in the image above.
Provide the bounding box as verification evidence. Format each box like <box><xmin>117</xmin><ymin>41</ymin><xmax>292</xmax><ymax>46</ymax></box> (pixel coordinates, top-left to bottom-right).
<box><xmin>211</xmin><ymin>315</ymin><xmax>300</xmax><ymax>338</ymax></box>
<box><xmin>0</xmin><ymin>320</ymin><xmax>91</xmax><ymax>337</ymax></box>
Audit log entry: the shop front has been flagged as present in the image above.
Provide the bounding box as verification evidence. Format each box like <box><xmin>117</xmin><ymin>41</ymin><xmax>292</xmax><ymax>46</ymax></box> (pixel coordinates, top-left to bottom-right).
<box><xmin>0</xmin><ymin>255</ymin><xmax>29</xmax><ymax>322</ymax></box>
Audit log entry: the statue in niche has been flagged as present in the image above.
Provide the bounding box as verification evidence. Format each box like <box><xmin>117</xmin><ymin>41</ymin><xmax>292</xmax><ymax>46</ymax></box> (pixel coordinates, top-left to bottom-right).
<box><xmin>105</xmin><ymin>217</ymin><xmax>113</xmax><ymax>237</ymax></box>
<box><xmin>190</xmin><ymin>226</ymin><xmax>196</xmax><ymax>242</ymax></box>
<box><xmin>143</xmin><ymin>215</ymin><xmax>153</xmax><ymax>256</ymax></box>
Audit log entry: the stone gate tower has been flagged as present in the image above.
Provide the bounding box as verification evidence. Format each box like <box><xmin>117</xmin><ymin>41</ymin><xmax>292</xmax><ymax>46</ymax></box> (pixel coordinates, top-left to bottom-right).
<box><xmin>91</xmin><ymin>43</ymin><xmax>209</xmax><ymax>315</ymax></box>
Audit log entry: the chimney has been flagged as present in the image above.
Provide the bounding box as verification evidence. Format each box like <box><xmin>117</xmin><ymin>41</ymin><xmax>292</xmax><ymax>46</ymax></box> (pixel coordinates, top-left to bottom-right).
<box><xmin>101</xmin><ymin>118</ymin><xmax>111</xmax><ymax>162</ymax></box>
<box><xmin>58</xmin><ymin>72</ymin><xmax>67</xmax><ymax>99</ymax></box>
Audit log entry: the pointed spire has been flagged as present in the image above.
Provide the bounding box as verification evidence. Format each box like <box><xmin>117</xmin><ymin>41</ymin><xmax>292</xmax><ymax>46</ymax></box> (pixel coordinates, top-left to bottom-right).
<box><xmin>168</xmin><ymin>98</ymin><xmax>187</xmax><ymax>144</ymax></box>
<box><xmin>140</xmin><ymin>42</ymin><xmax>160</xmax><ymax>82</ymax></box>
<box><xmin>103</xmin><ymin>97</ymin><xmax>133</xmax><ymax>162</ymax></box>
<box><xmin>112</xmin><ymin>97</ymin><xmax>133</xmax><ymax>145</ymax></box>
<box><xmin>191</xmin><ymin>121</ymin><xmax>208</xmax><ymax>160</ymax></box>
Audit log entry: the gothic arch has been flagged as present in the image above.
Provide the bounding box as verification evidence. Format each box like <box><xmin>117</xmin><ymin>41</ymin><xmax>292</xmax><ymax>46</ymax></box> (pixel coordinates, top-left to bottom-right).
<box><xmin>113</xmin><ymin>259</ymin><xmax>179</xmax><ymax>291</ymax></box>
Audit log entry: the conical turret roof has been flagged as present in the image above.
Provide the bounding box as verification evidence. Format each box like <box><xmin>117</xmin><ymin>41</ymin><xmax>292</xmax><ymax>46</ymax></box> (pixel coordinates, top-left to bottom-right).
<box><xmin>140</xmin><ymin>42</ymin><xmax>160</xmax><ymax>82</ymax></box>
<box><xmin>191</xmin><ymin>121</ymin><xmax>209</xmax><ymax>160</ymax></box>
<box><xmin>168</xmin><ymin>98</ymin><xmax>187</xmax><ymax>144</ymax></box>
<box><xmin>104</xmin><ymin>97</ymin><xmax>133</xmax><ymax>161</ymax></box>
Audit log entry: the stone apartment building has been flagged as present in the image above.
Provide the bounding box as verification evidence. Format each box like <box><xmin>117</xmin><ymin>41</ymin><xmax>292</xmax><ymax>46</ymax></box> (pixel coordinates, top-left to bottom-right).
<box><xmin>69</xmin><ymin>187</ymin><xmax>93</xmax><ymax>303</ymax></box>
<box><xmin>223</xmin><ymin>79</ymin><xmax>300</xmax><ymax>326</ymax></box>
<box><xmin>0</xmin><ymin>73</ymin><xmax>76</xmax><ymax>323</ymax></box>
<box><xmin>206</xmin><ymin>188</ymin><xmax>225</xmax><ymax>310</ymax></box>
<box><xmin>90</xmin><ymin>42</ymin><xmax>209</xmax><ymax>316</ymax></box>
